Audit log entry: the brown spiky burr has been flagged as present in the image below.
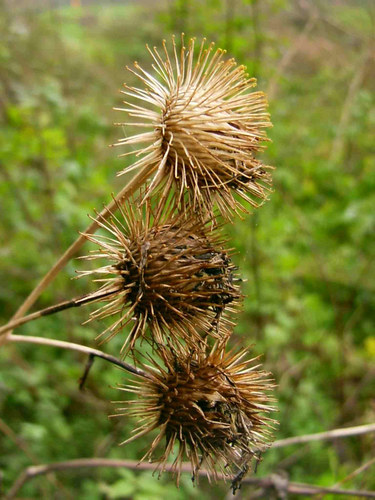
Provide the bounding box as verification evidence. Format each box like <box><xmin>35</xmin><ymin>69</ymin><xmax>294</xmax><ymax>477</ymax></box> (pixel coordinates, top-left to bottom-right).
<box><xmin>78</xmin><ymin>198</ymin><xmax>241</xmax><ymax>353</ymax></box>
<box><xmin>113</xmin><ymin>35</ymin><xmax>273</xmax><ymax>219</ymax></box>
<box><xmin>115</xmin><ymin>343</ymin><xmax>276</xmax><ymax>487</ymax></box>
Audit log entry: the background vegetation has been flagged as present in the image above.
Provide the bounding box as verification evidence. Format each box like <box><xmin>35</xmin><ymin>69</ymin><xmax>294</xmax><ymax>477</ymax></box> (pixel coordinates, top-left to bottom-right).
<box><xmin>1</xmin><ymin>0</ymin><xmax>374</xmax><ymax>498</ymax></box>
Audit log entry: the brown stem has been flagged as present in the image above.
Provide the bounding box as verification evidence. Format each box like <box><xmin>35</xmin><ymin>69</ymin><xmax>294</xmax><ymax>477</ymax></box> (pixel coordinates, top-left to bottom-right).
<box><xmin>5</xmin><ymin>458</ymin><xmax>375</xmax><ymax>499</ymax></box>
<box><xmin>0</xmin><ymin>289</ymin><xmax>120</xmax><ymax>336</ymax></box>
<box><xmin>0</xmin><ymin>418</ymin><xmax>70</xmax><ymax>498</ymax></box>
<box><xmin>272</xmin><ymin>422</ymin><xmax>375</xmax><ymax>448</ymax></box>
<box><xmin>79</xmin><ymin>354</ymin><xmax>96</xmax><ymax>390</ymax></box>
<box><xmin>6</xmin><ymin>334</ymin><xmax>149</xmax><ymax>380</ymax></box>
<box><xmin>0</xmin><ymin>165</ymin><xmax>150</xmax><ymax>344</ymax></box>
<box><xmin>267</xmin><ymin>6</ymin><xmax>318</xmax><ymax>101</ymax></box>
<box><xmin>330</xmin><ymin>45</ymin><xmax>371</xmax><ymax>163</ymax></box>
<box><xmin>0</xmin><ymin>419</ymin><xmax>40</xmax><ymax>464</ymax></box>
<box><xmin>314</xmin><ymin>457</ymin><xmax>375</xmax><ymax>500</ymax></box>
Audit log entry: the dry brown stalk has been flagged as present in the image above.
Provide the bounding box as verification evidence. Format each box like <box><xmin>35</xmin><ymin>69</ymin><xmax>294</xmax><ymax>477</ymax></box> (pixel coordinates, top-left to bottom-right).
<box><xmin>314</xmin><ymin>457</ymin><xmax>375</xmax><ymax>500</ymax></box>
<box><xmin>330</xmin><ymin>45</ymin><xmax>372</xmax><ymax>163</ymax></box>
<box><xmin>6</xmin><ymin>334</ymin><xmax>149</xmax><ymax>380</ymax></box>
<box><xmin>0</xmin><ymin>418</ymin><xmax>69</xmax><ymax>498</ymax></box>
<box><xmin>0</xmin><ymin>290</ymin><xmax>120</xmax><ymax>337</ymax></box>
<box><xmin>0</xmin><ymin>164</ymin><xmax>150</xmax><ymax>346</ymax></box>
<box><xmin>5</xmin><ymin>458</ymin><xmax>375</xmax><ymax>499</ymax></box>
<box><xmin>272</xmin><ymin>422</ymin><xmax>375</xmax><ymax>448</ymax></box>
<box><xmin>267</xmin><ymin>6</ymin><xmax>318</xmax><ymax>101</ymax></box>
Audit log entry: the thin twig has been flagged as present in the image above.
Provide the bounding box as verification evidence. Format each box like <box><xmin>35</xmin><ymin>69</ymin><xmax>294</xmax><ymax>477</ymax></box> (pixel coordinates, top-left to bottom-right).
<box><xmin>335</xmin><ymin>457</ymin><xmax>375</xmax><ymax>486</ymax></box>
<box><xmin>255</xmin><ymin>477</ymin><xmax>375</xmax><ymax>498</ymax></box>
<box><xmin>6</xmin><ymin>334</ymin><xmax>149</xmax><ymax>379</ymax></box>
<box><xmin>0</xmin><ymin>419</ymin><xmax>40</xmax><ymax>463</ymax></box>
<box><xmin>314</xmin><ymin>457</ymin><xmax>375</xmax><ymax>500</ymax></box>
<box><xmin>5</xmin><ymin>334</ymin><xmax>375</xmax><ymax>442</ymax></box>
<box><xmin>79</xmin><ymin>353</ymin><xmax>96</xmax><ymax>390</ymax></box>
<box><xmin>6</xmin><ymin>337</ymin><xmax>374</xmax><ymax>443</ymax></box>
<box><xmin>329</xmin><ymin>45</ymin><xmax>372</xmax><ymax>163</ymax></box>
<box><xmin>272</xmin><ymin>423</ymin><xmax>375</xmax><ymax>448</ymax></box>
<box><xmin>267</xmin><ymin>4</ymin><xmax>318</xmax><ymax>101</ymax></box>
<box><xmin>0</xmin><ymin>165</ymin><xmax>150</xmax><ymax>345</ymax></box>
<box><xmin>0</xmin><ymin>289</ymin><xmax>120</xmax><ymax>336</ymax></box>
<box><xmin>5</xmin><ymin>458</ymin><xmax>375</xmax><ymax>499</ymax></box>
<box><xmin>0</xmin><ymin>418</ymin><xmax>71</xmax><ymax>498</ymax></box>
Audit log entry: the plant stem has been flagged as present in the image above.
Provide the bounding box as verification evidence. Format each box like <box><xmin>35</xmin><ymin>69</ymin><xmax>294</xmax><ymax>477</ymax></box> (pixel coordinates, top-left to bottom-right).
<box><xmin>0</xmin><ymin>418</ymin><xmax>69</xmax><ymax>497</ymax></box>
<box><xmin>272</xmin><ymin>422</ymin><xmax>375</xmax><ymax>448</ymax></box>
<box><xmin>6</xmin><ymin>458</ymin><xmax>375</xmax><ymax>499</ymax></box>
<box><xmin>7</xmin><ymin>334</ymin><xmax>149</xmax><ymax>379</ymax></box>
<box><xmin>0</xmin><ymin>165</ymin><xmax>150</xmax><ymax>344</ymax></box>
<box><xmin>0</xmin><ymin>289</ymin><xmax>120</xmax><ymax>336</ymax></box>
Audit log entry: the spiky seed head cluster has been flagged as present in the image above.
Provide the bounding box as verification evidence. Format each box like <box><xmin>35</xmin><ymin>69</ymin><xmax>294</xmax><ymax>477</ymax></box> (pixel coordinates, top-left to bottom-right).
<box><xmin>114</xmin><ymin>35</ymin><xmax>273</xmax><ymax>218</ymax></box>
<box><xmin>116</xmin><ymin>344</ymin><xmax>276</xmax><ymax>484</ymax></box>
<box><xmin>75</xmin><ymin>35</ymin><xmax>277</xmax><ymax>489</ymax></box>
<box><xmin>79</xmin><ymin>199</ymin><xmax>241</xmax><ymax>353</ymax></box>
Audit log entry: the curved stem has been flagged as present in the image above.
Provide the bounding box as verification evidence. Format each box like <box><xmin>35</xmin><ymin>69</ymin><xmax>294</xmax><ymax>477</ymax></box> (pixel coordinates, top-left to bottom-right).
<box><xmin>272</xmin><ymin>423</ymin><xmax>375</xmax><ymax>448</ymax></box>
<box><xmin>5</xmin><ymin>458</ymin><xmax>375</xmax><ymax>499</ymax></box>
<box><xmin>7</xmin><ymin>334</ymin><xmax>149</xmax><ymax>379</ymax></box>
<box><xmin>0</xmin><ymin>289</ymin><xmax>120</xmax><ymax>336</ymax></box>
<box><xmin>1</xmin><ymin>165</ymin><xmax>150</xmax><ymax>344</ymax></box>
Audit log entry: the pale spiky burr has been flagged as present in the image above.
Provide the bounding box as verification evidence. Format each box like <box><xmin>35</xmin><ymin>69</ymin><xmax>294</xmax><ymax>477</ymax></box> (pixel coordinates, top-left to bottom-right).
<box><xmin>115</xmin><ymin>343</ymin><xmax>276</xmax><ymax>487</ymax></box>
<box><xmin>78</xmin><ymin>198</ymin><xmax>241</xmax><ymax>354</ymax></box>
<box><xmin>114</xmin><ymin>35</ymin><xmax>273</xmax><ymax>219</ymax></box>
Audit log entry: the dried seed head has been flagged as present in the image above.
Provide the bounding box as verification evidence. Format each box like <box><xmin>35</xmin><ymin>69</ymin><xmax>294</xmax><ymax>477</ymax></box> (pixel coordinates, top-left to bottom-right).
<box><xmin>78</xmin><ymin>200</ymin><xmax>241</xmax><ymax>353</ymax></box>
<box><xmin>115</xmin><ymin>344</ymin><xmax>276</xmax><ymax>486</ymax></box>
<box><xmin>114</xmin><ymin>35</ymin><xmax>273</xmax><ymax>219</ymax></box>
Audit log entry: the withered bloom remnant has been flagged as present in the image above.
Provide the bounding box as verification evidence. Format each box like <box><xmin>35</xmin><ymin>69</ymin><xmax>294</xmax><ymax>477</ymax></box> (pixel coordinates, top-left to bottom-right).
<box><xmin>78</xmin><ymin>199</ymin><xmax>241</xmax><ymax>353</ymax></box>
<box><xmin>115</xmin><ymin>344</ymin><xmax>276</xmax><ymax>485</ymax></box>
<box><xmin>114</xmin><ymin>35</ymin><xmax>273</xmax><ymax>219</ymax></box>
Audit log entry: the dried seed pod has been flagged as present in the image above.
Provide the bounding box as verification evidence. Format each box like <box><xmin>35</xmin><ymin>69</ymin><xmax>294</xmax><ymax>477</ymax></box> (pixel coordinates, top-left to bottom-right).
<box><xmin>114</xmin><ymin>35</ymin><xmax>273</xmax><ymax>219</ymax></box>
<box><xmin>78</xmin><ymin>199</ymin><xmax>241</xmax><ymax>353</ymax></box>
<box><xmin>115</xmin><ymin>344</ymin><xmax>276</xmax><ymax>486</ymax></box>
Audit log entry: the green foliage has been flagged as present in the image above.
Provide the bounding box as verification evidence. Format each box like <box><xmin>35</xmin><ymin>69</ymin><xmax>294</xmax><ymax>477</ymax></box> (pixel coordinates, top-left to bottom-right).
<box><xmin>1</xmin><ymin>0</ymin><xmax>374</xmax><ymax>498</ymax></box>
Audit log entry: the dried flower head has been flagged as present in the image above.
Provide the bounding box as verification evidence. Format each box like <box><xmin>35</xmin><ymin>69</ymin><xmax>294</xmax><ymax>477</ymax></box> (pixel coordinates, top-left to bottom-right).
<box><xmin>78</xmin><ymin>199</ymin><xmax>241</xmax><ymax>353</ymax></box>
<box><xmin>116</xmin><ymin>344</ymin><xmax>276</xmax><ymax>486</ymax></box>
<box><xmin>114</xmin><ymin>35</ymin><xmax>273</xmax><ymax>219</ymax></box>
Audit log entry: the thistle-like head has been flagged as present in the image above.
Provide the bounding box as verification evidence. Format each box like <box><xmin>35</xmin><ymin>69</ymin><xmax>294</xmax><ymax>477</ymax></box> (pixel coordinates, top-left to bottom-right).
<box><xmin>79</xmin><ymin>199</ymin><xmax>241</xmax><ymax>353</ymax></box>
<box><xmin>115</xmin><ymin>344</ymin><xmax>276</xmax><ymax>486</ymax></box>
<box><xmin>114</xmin><ymin>36</ymin><xmax>273</xmax><ymax>219</ymax></box>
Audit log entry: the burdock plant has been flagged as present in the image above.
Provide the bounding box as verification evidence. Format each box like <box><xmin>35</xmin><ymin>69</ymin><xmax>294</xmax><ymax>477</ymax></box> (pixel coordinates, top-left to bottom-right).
<box><xmin>103</xmin><ymin>37</ymin><xmax>277</xmax><ymax>489</ymax></box>
<box><xmin>1</xmin><ymin>35</ymin><xmax>277</xmax><ymax>496</ymax></box>
<box><xmin>78</xmin><ymin>198</ymin><xmax>241</xmax><ymax>353</ymax></box>
<box><xmin>115</xmin><ymin>344</ymin><xmax>276</xmax><ymax>487</ymax></box>
<box><xmin>114</xmin><ymin>35</ymin><xmax>273</xmax><ymax>218</ymax></box>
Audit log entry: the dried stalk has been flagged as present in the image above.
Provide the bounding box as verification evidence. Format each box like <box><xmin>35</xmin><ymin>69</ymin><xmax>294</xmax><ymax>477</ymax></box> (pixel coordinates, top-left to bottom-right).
<box><xmin>314</xmin><ymin>457</ymin><xmax>375</xmax><ymax>500</ymax></box>
<box><xmin>0</xmin><ymin>419</ymin><xmax>69</xmax><ymax>498</ymax></box>
<box><xmin>267</xmin><ymin>7</ymin><xmax>318</xmax><ymax>101</ymax></box>
<box><xmin>6</xmin><ymin>334</ymin><xmax>149</xmax><ymax>379</ymax></box>
<box><xmin>4</xmin><ymin>419</ymin><xmax>375</xmax><ymax>498</ymax></box>
<box><xmin>5</xmin><ymin>458</ymin><xmax>375</xmax><ymax>499</ymax></box>
<box><xmin>272</xmin><ymin>422</ymin><xmax>375</xmax><ymax>448</ymax></box>
<box><xmin>329</xmin><ymin>45</ymin><xmax>372</xmax><ymax>163</ymax></box>
<box><xmin>0</xmin><ymin>165</ymin><xmax>150</xmax><ymax>345</ymax></box>
<box><xmin>0</xmin><ymin>290</ymin><xmax>120</xmax><ymax>336</ymax></box>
